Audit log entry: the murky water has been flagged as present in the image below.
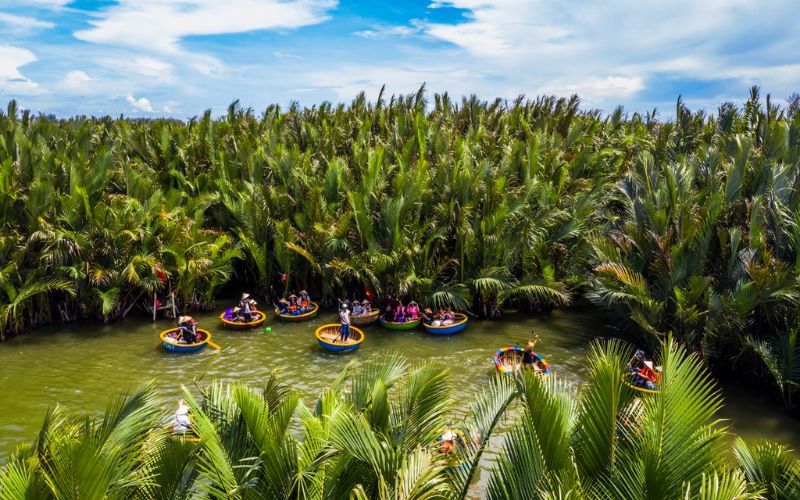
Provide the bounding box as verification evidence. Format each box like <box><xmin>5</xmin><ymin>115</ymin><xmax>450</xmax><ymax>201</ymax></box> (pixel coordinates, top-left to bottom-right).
<box><xmin>1</xmin><ymin>306</ymin><xmax>798</xmax><ymax>466</ymax></box>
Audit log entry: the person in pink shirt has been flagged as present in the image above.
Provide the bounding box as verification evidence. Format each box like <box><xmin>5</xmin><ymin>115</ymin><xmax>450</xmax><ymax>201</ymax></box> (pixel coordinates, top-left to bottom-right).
<box><xmin>407</xmin><ymin>301</ymin><xmax>420</xmax><ymax>320</ymax></box>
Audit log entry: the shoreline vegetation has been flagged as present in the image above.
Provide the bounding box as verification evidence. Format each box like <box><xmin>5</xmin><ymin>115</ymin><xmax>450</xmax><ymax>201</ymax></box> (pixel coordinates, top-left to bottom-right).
<box><xmin>2</xmin><ymin>340</ymin><xmax>800</xmax><ymax>498</ymax></box>
<box><xmin>1</xmin><ymin>87</ymin><xmax>800</xmax><ymax>415</ymax></box>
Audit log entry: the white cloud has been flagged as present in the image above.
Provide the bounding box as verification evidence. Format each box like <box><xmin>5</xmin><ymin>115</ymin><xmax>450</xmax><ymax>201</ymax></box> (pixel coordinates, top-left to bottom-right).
<box><xmin>98</xmin><ymin>56</ymin><xmax>175</xmax><ymax>83</ymax></box>
<box><xmin>273</xmin><ymin>51</ymin><xmax>304</xmax><ymax>60</ymax></box>
<box><xmin>354</xmin><ymin>24</ymin><xmax>420</xmax><ymax>40</ymax></box>
<box><xmin>74</xmin><ymin>0</ymin><xmax>337</xmax><ymax>54</ymax></box>
<box><xmin>0</xmin><ymin>44</ymin><xmax>40</xmax><ymax>94</ymax></box>
<box><xmin>0</xmin><ymin>12</ymin><xmax>55</xmax><ymax>30</ymax></box>
<box><xmin>126</xmin><ymin>93</ymin><xmax>153</xmax><ymax>112</ymax></box>
<box><xmin>60</xmin><ymin>69</ymin><xmax>93</xmax><ymax>90</ymax></box>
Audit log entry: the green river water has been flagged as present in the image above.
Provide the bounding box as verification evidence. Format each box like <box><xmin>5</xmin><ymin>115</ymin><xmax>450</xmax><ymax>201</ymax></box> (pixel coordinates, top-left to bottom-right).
<box><xmin>1</xmin><ymin>306</ymin><xmax>799</xmax><ymax>485</ymax></box>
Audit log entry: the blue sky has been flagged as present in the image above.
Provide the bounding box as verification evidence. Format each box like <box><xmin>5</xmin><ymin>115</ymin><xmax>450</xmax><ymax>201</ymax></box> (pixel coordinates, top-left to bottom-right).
<box><xmin>1</xmin><ymin>0</ymin><xmax>798</xmax><ymax>118</ymax></box>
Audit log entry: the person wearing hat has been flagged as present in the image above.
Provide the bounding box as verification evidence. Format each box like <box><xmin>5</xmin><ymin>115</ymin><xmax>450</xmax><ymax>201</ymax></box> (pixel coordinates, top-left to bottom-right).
<box><xmin>288</xmin><ymin>294</ymin><xmax>299</xmax><ymax>315</ymax></box>
<box><xmin>239</xmin><ymin>293</ymin><xmax>255</xmax><ymax>322</ymax></box>
<box><xmin>178</xmin><ymin>316</ymin><xmax>197</xmax><ymax>344</ymax></box>
<box><xmin>173</xmin><ymin>399</ymin><xmax>191</xmax><ymax>433</ymax></box>
<box><xmin>277</xmin><ymin>298</ymin><xmax>289</xmax><ymax>314</ymax></box>
<box><xmin>422</xmin><ymin>307</ymin><xmax>433</xmax><ymax>324</ymax></box>
<box><xmin>338</xmin><ymin>303</ymin><xmax>351</xmax><ymax>342</ymax></box>
<box><xmin>299</xmin><ymin>290</ymin><xmax>311</xmax><ymax>312</ymax></box>
<box><xmin>352</xmin><ymin>300</ymin><xmax>363</xmax><ymax>316</ymax></box>
<box><xmin>363</xmin><ymin>300</ymin><xmax>372</xmax><ymax>314</ymax></box>
<box><xmin>407</xmin><ymin>301</ymin><xmax>420</xmax><ymax>321</ymax></box>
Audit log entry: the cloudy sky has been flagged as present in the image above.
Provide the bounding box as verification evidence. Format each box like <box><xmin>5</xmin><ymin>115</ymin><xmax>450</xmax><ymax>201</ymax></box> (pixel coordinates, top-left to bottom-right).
<box><xmin>1</xmin><ymin>0</ymin><xmax>798</xmax><ymax>118</ymax></box>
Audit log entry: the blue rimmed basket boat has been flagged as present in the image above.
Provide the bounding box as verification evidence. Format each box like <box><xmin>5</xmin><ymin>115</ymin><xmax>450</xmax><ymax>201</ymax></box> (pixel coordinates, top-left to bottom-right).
<box><xmin>315</xmin><ymin>324</ymin><xmax>364</xmax><ymax>353</ymax></box>
<box><xmin>493</xmin><ymin>346</ymin><xmax>550</xmax><ymax>376</ymax></box>
<box><xmin>219</xmin><ymin>308</ymin><xmax>266</xmax><ymax>330</ymax></box>
<box><xmin>423</xmin><ymin>313</ymin><xmax>468</xmax><ymax>335</ymax></box>
<box><xmin>160</xmin><ymin>328</ymin><xmax>214</xmax><ymax>353</ymax></box>
<box><xmin>275</xmin><ymin>302</ymin><xmax>319</xmax><ymax>322</ymax></box>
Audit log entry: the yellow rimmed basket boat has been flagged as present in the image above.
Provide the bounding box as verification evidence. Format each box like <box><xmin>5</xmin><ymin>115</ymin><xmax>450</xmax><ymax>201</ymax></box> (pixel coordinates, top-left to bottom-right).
<box><xmin>275</xmin><ymin>302</ymin><xmax>319</xmax><ymax>322</ymax></box>
<box><xmin>219</xmin><ymin>308</ymin><xmax>267</xmax><ymax>330</ymax></box>
<box><xmin>622</xmin><ymin>372</ymin><xmax>662</xmax><ymax>394</ymax></box>
<box><xmin>160</xmin><ymin>328</ymin><xmax>217</xmax><ymax>353</ymax></box>
<box><xmin>423</xmin><ymin>313</ymin><xmax>468</xmax><ymax>335</ymax></box>
<box><xmin>315</xmin><ymin>324</ymin><xmax>365</xmax><ymax>353</ymax></box>
<box><xmin>493</xmin><ymin>346</ymin><xmax>550</xmax><ymax>376</ymax></box>
<box><xmin>351</xmin><ymin>309</ymin><xmax>380</xmax><ymax>326</ymax></box>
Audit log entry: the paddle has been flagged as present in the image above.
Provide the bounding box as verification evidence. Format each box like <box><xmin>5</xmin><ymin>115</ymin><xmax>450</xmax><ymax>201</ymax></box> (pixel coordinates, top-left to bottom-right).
<box><xmin>207</xmin><ymin>340</ymin><xmax>222</xmax><ymax>351</ymax></box>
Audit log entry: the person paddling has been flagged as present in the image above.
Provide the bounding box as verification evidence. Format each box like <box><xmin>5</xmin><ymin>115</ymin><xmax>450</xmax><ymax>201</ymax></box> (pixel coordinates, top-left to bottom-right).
<box><xmin>338</xmin><ymin>303</ymin><xmax>351</xmax><ymax>342</ymax></box>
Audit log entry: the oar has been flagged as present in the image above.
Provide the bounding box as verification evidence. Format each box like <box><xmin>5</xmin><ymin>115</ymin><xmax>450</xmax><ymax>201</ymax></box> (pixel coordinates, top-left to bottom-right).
<box><xmin>207</xmin><ymin>340</ymin><xmax>222</xmax><ymax>350</ymax></box>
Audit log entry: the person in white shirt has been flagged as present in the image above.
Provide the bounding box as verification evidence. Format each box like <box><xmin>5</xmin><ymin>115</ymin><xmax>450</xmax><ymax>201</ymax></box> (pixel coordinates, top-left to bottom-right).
<box><xmin>338</xmin><ymin>304</ymin><xmax>351</xmax><ymax>341</ymax></box>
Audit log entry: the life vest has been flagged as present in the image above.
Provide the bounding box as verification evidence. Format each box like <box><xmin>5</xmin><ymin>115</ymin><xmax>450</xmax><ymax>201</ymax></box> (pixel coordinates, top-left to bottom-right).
<box><xmin>639</xmin><ymin>366</ymin><xmax>656</xmax><ymax>381</ymax></box>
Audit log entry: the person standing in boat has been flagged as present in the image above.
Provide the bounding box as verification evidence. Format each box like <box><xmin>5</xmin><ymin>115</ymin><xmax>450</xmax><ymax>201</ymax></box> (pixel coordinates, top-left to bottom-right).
<box><xmin>522</xmin><ymin>341</ymin><xmax>536</xmax><ymax>369</ymax></box>
<box><xmin>338</xmin><ymin>303</ymin><xmax>351</xmax><ymax>342</ymax></box>
<box><xmin>239</xmin><ymin>293</ymin><xmax>254</xmax><ymax>322</ymax></box>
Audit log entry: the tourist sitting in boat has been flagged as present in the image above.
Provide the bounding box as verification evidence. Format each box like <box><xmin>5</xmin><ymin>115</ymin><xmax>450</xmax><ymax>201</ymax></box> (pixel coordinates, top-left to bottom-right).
<box><xmin>384</xmin><ymin>304</ymin><xmax>394</xmax><ymax>321</ymax></box>
<box><xmin>337</xmin><ymin>303</ymin><xmax>351</xmax><ymax>342</ymax></box>
<box><xmin>299</xmin><ymin>290</ymin><xmax>311</xmax><ymax>312</ymax></box>
<box><xmin>628</xmin><ymin>349</ymin><xmax>658</xmax><ymax>391</ymax></box>
<box><xmin>363</xmin><ymin>300</ymin><xmax>372</xmax><ymax>313</ymax></box>
<box><xmin>238</xmin><ymin>293</ymin><xmax>257</xmax><ymax>322</ymax></box>
<box><xmin>407</xmin><ymin>301</ymin><xmax>420</xmax><ymax>320</ymax></box>
<box><xmin>288</xmin><ymin>295</ymin><xmax>300</xmax><ymax>315</ymax></box>
<box><xmin>431</xmin><ymin>308</ymin><xmax>446</xmax><ymax>326</ymax></box>
<box><xmin>352</xmin><ymin>300</ymin><xmax>364</xmax><ymax>315</ymax></box>
<box><xmin>394</xmin><ymin>301</ymin><xmax>406</xmax><ymax>322</ymax></box>
<box><xmin>178</xmin><ymin>316</ymin><xmax>198</xmax><ymax>343</ymax></box>
<box><xmin>172</xmin><ymin>399</ymin><xmax>191</xmax><ymax>433</ymax></box>
<box><xmin>423</xmin><ymin>307</ymin><xmax>434</xmax><ymax>324</ymax></box>
<box><xmin>277</xmin><ymin>298</ymin><xmax>289</xmax><ymax>314</ymax></box>
<box><xmin>439</xmin><ymin>429</ymin><xmax>459</xmax><ymax>454</ymax></box>
<box><xmin>442</xmin><ymin>307</ymin><xmax>456</xmax><ymax>325</ymax></box>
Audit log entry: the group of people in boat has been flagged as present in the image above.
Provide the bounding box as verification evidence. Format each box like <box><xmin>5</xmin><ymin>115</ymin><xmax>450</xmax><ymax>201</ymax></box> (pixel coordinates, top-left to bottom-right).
<box><xmin>383</xmin><ymin>300</ymin><xmax>421</xmax><ymax>323</ymax></box>
<box><xmin>627</xmin><ymin>349</ymin><xmax>659</xmax><ymax>391</ymax></box>
<box><xmin>423</xmin><ymin>307</ymin><xmax>457</xmax><ymax>326</ymax></box>
<box><xmin>276</xmin><ymin>290</ymin><xmax>313</xmax><ymax>315</ymax></box>
<box><xmin>350</xmin><ymin>300</ymin><xmax>373</xmax><ymax>316</ymax></box>
<box><xmin>231</xmin><ymin>293</ymin><xmax>258</xmax><ymax>322</ymax></box>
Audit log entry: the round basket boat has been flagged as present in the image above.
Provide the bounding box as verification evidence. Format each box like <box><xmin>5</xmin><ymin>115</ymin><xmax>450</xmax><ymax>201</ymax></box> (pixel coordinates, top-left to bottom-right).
<box><xmin>493</xmin><ymin>346</ymin><xmax>550</xmax><ymax>376</ymax></box>
<box><xmin>160</xmin><ymin>328</ymin><xmax>213</xmax><ymax>353</ymax></box>
<box><xmin>622</xmin><ymin>372</ymin><xmax>662</xmax><ymax>394</ymax></box>
<box><xmin>351</xmin><ymin>309</ymin><xmax>380</xmax><ymax>326</ymax></box>
<box><xmin>219</xmin><ymin>308</ymin><xmax>266</xmax><ymax>330</ymax></box>
<box><xmin>423</xmin><ymin>313</ymin><xmax>468</xmax><ymax>335</ymax></box>
<box><xmin>315</xmin><ymin>324</ymin><xmax>365</xmax><ymax>353</ymax></box>
<box><xmin>379</xmin><ymin>317</ymin><xmax>422</xmax><ymax>331</ymax></box>
<box><xmin>274</xmin><ymin>302</ymin><xmax>319</xmax><ymax>322</ymax></box>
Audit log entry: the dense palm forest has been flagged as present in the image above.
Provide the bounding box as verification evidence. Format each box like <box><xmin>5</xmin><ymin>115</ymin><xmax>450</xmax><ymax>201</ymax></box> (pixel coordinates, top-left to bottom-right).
<box><xmin>2</xmin><ymin>339</ymin><xmax>800</xmax><ymax>499</ymax></box>
<box><xmin>2</xmin><ymin>88</ymin><xmax>800</xmax><ymax>412</ymax></box>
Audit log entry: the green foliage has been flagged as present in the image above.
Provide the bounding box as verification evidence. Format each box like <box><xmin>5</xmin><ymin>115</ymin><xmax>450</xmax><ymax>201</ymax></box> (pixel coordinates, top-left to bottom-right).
<box><xmin>3</xmin><ymin>89</ymin><xmax>800</xmax><ymax>412</ymax></box>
